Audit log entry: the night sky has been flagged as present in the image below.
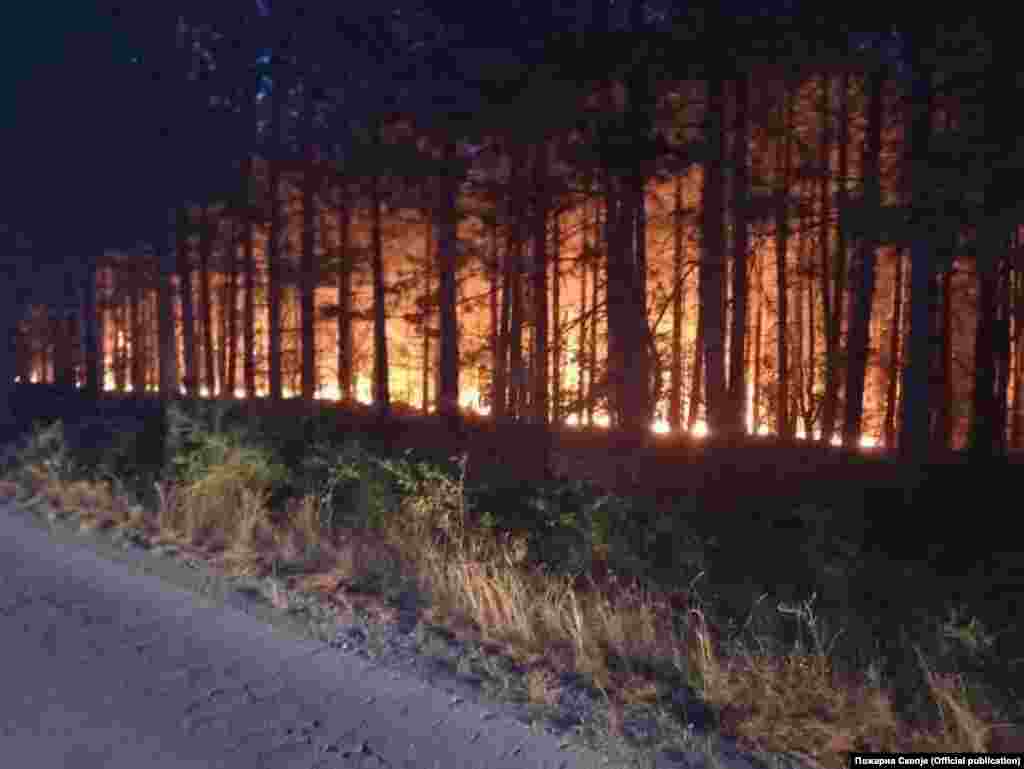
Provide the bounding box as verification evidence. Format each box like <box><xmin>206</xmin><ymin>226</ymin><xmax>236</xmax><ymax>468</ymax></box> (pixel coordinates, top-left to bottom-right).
<box><xmin>3</xmin><ymin>2</ymin><xmax>171</xmax><ymax>277</ymax></box>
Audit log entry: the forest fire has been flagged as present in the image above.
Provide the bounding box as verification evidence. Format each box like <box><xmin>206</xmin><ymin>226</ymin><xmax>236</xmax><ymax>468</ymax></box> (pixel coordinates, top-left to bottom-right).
<box><xmin>9</xmin><ymin>63</ymin><xmax>1021</xmax><ymax>459</ymax></box>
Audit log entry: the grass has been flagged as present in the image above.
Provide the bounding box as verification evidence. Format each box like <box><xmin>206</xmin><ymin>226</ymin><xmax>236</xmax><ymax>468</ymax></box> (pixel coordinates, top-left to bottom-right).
<box><xmin>2</xmin><ymin>406</ymin><xmax>1021</xmax><ymax>769</ymax></box>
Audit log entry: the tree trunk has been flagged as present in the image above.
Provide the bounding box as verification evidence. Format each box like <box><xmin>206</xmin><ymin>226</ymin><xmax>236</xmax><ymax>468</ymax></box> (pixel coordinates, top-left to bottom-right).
<box><xmin>531</xmin><ymin>141</ymin><xmax>549</xmax><ymax>426</ymax></box>
<box><xmin>370</xmin><ymin>126</ymin><xmax>391</xmax><ymax>417</ymax></box>
<box><xmin>816</xmin><ymin>75</ymin><xmax>835</xmax><ymax>444</ymax></box>
<box><xmin>242</xmin><ymin>158</ymin><xmax>257</xmax><ymax>400</ymax></box>
<box><xmin>177</xmin><ymin>206</ymin><xmax>197</xmax><ymax>397</ymax></box>
<box><xmin>587</xmin><ymin>203</ymin><xmax>600</xmax><ymax>426</ymax></box>
<box><xmin>688</xmin><ymin>299</ymin><xmax>704</xmax><ymax>433</ymax></box>
<box><xmin>885</xmin><ymin>249</ymin><xmax>905</xmax><ymax>450</ymax></box>
<box><xmin>130</xmin><ymin>274</ymin><xmax>145</xmax><ymax>391</ymax></box>
<box><xmin>198</xmin><ymin>205</ymin><xmax>216</xmax><ymax>397</ymax></box>
<box><xmin>82</xmin><ymin>257</ymin><xmax>103</xmax><ymax>397</ymax></box>
<box><xmin>1012</xmin><ymin>264</ymin><xmax>1024</xmax><ymax>449</ymax></box>
<box><xmin>996</xmin><ymin>257</ymin><xmax>1012</xmax><ymax>450</ymax></box>
<box><xmin>935</xmin><ymin>263</ymin><xmax>954</xmax><ymax>448</ymax></box>
<box><xmin>437</xmin><ymin>138</ymin><xmax>461</xmax><ymax>431</ymax></box>
<box><xmin>267</xmin><ymin>166</ymin><xmax>284</xmax><ymax>402</ymax></box>
<box><xmin>488</xmin><ymin>208</ymin><xmax>500</xmax><ymax>418</ymax></box>
<box><xmin>577</xmin><ymin>201</ymin><xmax>590</xmax><ymax>424</ymax></box>
<box><xmin>113</xmin><ymin>299</ymin><xmax>127</xmax><ymax>392</ymax></box>
<box><xmin>424</xmin><ymin>204</ymin><xmax>435</xmax><ymax>412</ymax></box>
<box><xmin>225</xmin><ymin>217</ymin><xmax>238</xmax><ymax>398</ymax></box>
<box><xmin>753</xmin><ymin>250</ymin><xmax>764</xmax><ymax>434</ymax></box>
<box><xmin>494</xmin><ymin>192</ymin><xmax>512</xmax><ymax>423</ymax></box>
<box><xmin>793</xmin><ymin>227</ymin><xmax>805</xmax><ymax>436</ymax></box>
<box><xmin>301</xmin><ymin>146</ymin><xmax>318</xmax><ymax>401</ymax></box>
<box><xmin>775</xmin><ymin>87</ymin><xmax>794</xmax><ymax>439</ymax></box>
<box><xmin>54</xmin><ymin>286</ymin><xmax>75</xmax><ymax>390</ymax></box>
<box><xmin>970</xmin><ymin>247</ymin><xmax>1002</xmax><ymax>459</ymax></box>
<box><xmin>551</xmin><ymin>210</ymin><xmax>563</xmax><ymax>426</ymax></box>
<box><xmin>700</xmin><ymin>75</ymin><xmax>728</xmax><ymax>435</ymax></box>
<box><xmin>899</xmin><ymin>48</ymin><xmax>936</xmax><ymax>463</ymax></box>
<box><xmin>843</xmin><ymin>67</ymin><xmax>884</xmax><ymax>449</ymax></box>
<box><xmin>727</xmin><ymin>74</ymin><xmax>750</xmax><ymax>436</ymax></box>
<box><xmin>335</xmin><ymin>195</ymin><xmax>353</xmax><ymax>401</ymax></box>
<box><xmin>508</xmin><ymin>149</ymin><xmax>526</xmax><ymax>422</ymax></box>
<box><xmin>669</xmin><ymin>175</ymin><xmax>686</xmax><ymax>431</ymax></box>
<box><xmin>822</xmin><ymin>72</ymin><xmax>850</xmax><ymax>444</ymax></box>
<box><xmin>805</xmin><ymin>231</ymin><xmax>817</xmax><ymax>438</ymax></box>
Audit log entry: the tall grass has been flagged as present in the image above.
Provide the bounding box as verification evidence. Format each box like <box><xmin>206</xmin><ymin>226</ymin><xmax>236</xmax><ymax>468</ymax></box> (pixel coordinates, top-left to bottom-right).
<box><xmin>3</xmin><ymin>412</ymin><xmax>1019</xmax><ymax>769</ymax></box>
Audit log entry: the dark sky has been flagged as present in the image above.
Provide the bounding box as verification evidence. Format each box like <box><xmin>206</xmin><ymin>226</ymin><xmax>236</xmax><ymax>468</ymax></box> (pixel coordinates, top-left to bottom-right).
<box><xmin>3</xmin><ymin>3</ymin><xmax>174</xmax><ymax>265</ymax></box>
<box><xmin>1</xmin><ymin>0</ymin><xmax>866</xmax><ymax>271</ymax></box>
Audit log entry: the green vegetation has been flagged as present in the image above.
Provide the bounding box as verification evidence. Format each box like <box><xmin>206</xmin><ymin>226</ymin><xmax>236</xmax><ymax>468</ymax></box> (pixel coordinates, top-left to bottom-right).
<box><xmin>2</xmin><ymin>404</ymin><xmax>1021</xmax><ymax>768</ymax></box>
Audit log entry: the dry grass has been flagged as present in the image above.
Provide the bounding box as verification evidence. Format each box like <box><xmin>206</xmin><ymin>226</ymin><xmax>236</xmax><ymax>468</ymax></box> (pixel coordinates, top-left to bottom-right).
<box><xmin>5</xmin><ymin>426</ymin><xmax>1017</xmax><ymax>769</ymax></box>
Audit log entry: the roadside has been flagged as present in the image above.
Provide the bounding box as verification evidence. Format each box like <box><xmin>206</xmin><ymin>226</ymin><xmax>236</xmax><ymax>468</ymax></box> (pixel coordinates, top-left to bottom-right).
<box><xmin>1</xmin><ymin>493</ymin><xmax>610</xmax><ymax>769</ymax></box>
<box><xmin>4</xmin><ymin>407</ymin><xmax>1018</xmax><ymax>769</ymax></box>
<box><xmin>0</xmin><ymin>481</ymin><xmax>808</xmax><ymax>769</ymax></box>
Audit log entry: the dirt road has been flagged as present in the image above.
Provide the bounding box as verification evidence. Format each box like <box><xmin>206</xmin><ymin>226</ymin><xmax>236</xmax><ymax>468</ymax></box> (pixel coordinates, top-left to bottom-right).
<box><xmin>0</xmin><ymin>498</ymin><xmax>609</xmax><ymax>769</ymax></box>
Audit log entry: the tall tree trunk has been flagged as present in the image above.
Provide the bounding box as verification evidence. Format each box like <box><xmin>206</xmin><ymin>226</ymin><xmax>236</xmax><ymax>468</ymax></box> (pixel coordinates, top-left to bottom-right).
<box><xmin>437</xmin><ymin>138</ymin><xmax>461</xmax><ymax>431</ymax></box>
<box><xmin>130</xmin><ymin>276</ymin><xmax>145</xmax><ymax>391</ymax></box>
<box><xmin>816</xmin><ymin>75</ymin><xmax>836</xmax><ymax>444</ymax></box>
<box><xmin>700</xmin><ymin>74</ymin><xmax>728</xmax><ymax>435</ymax></box>
<box><xmin>335</xmin><ymin>195</ymin><xmax>353</xmax><ymax>401</ymax></box>
<box><xmin>885</xmin><ymin>249</ymin><xmax>905</xmax><ymax>449</ymax></box>
<box><xmin>805</xmin><ymin>231</ymin><xmax>817</xmax><ymax>437</ymax></box>
<box><xmin>970</xmin><ymin>29</ymin><xmax>1014</xmax><ymax>461</ymax></box>
<box><xmin>424</xmin><ymin>205</ymin><xmax>435</xmax><ymax>412</ymax></box>
<box><xmin>267</xmin><ymin>107</ymin><xmax>284</xmax><ymax>403</ymax></box>
<box><xmin>199</xmin><ymin>205</ymin><xmax>216</xmax><ymax>397</ymax></box>
<box><xmin>177</xmin><ymin>206</ymin><xmax>197</xmax><ymax>397</ymax></box>
<box><xmin>488</xmin><ymin>208</ymin><xmax>500</xmax><ymax>418</ymax></box>
<box><xmin>301</xmin><ymin>146</ymin><xmax>318</xmax><ymax>401</ymax></box>
<box><xmin>217</xmin><ymin>272</ymin><xmax>228</xmax><ymax>396</ymax></box>
<box><xmin>369</xmin><ymin>122</ymin><xmax>391</xmax><ymax>416</ymax></box>
<box><xmin>531</xmin><ymin>141</ymin><xmax>549</xmax><ymax>426</ymax></box>
<box><xmin>823</xmin><ymin>72</ymin><xmax>850</xmax><ymax>443</ymax></box>
<box><xmin>225</xmin><ymin>217</ymin><xmax>238</xmax><ymax>397</ymax></box>
<box><xmin>577</xmin><ymin>201</ymin><xmax>590</xmax><ymax>424</ymax></box>
<box><xmin>587</xmin><ymin>203</ymin><xmax>600</xmax><ymax>426</ymax></box>
<box><xmin>843</xmin><ymin>67</ymin><xmax>884</xmax><ymax>449</ymax></box>
<box><xmin>54</xmin><ymin>269</ymin><xmax>76</xmax><ymax>390</ymax></box>
<box><xmin>82</xmin><ymin>257</ymin><xmax>103</xmax><ymax>397</ymax></box>
<box><xmin>603</xmin><ymin>79</ymin><xmax>652</xmax><ymax>439</ymax></box>
<box><xmin>793</xmin><ymin>226</ymin><xmax>806</xmax><ymax>435</ymax></box>
<box><xmin>496</xmin><ymin>232</ymin><xmax>512</xmax><ymax>422</ymax></box>
<box><xmin>688</xmin><ymin>301</ymin><xmax>704</xmax><ymax>433</ymax></box>
<box><xmin>753</xmin><ymin>251</ymin><xmax>764</xmax><ymax>434</ymax></box>
<box><xmin>775</xmin><ymin>87</ymin><xmax>794</xmax><ymax>439</ymax></box>
<box><xmin>551</xmin><ymin>210</ymin><xmax>563</xmax><ymax>427</ymax></box>
<box><xmin>1012</xmin><ymin>264</ymin><xmax>1024</xmax><ymax>449</ymax></box>
<box><xmin>899</xmin><ymin>59</ymin><xmax>936</xmax><ymax>462</ymax></box>
<box><xmin>669</xmin><ymin>175</ymin><xmax>686</xmax><ymax>431</ymax></box>
<box><xmin>508</xmin><ymin>149</ymin><xmax>526</xmax><ymax>422</ymax></box>
<box><xmin>995</xmin><ymin>258</ymin><xmax>1012</xmax><ymax>449</ymax></box>
<box><xmin>727</xmin><ymin>75</ymin><xmax>750</xmax><ymax>436</ymax></box>
<box><xmin>113</xmin><ymin>299</ymin><xmax>127</xmax><ymax>392</ymax></box>
<box><xmin>242</xmin><ymin>158</ymin><xmax>257</xmax><ymax>400</ymax></box>
<box><xmin>935</xmin><ymin>262</ymin><xmax>954</xmax><ymax>448</ymax></box>
<box><xmin>972</xmin><ymin>245</ymin><xmax>1007</xmax><ymax>459</ymax></box>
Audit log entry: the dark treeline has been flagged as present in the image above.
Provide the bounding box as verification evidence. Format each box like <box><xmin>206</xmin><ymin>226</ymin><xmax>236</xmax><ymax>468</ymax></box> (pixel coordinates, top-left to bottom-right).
<box><xmin>4</xmin><ymin>4</ymin><xmax>1022</xmax><ymax>464</ymax></box>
